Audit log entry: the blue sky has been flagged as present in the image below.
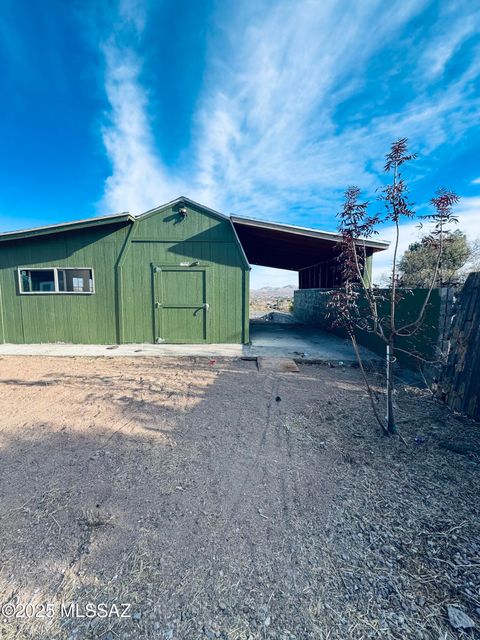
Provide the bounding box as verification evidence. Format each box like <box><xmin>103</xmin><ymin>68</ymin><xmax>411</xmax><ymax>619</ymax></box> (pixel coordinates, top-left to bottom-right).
<box><xmin>1</xmin><ymin>0</ymin><xmax>480</xmax><ymax>287</ymax></box>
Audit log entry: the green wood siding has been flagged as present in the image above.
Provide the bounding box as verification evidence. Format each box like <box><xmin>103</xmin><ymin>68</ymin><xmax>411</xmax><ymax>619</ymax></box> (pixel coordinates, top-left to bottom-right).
<box><xmin>0</xmin><ymin>201</ymin><xmax>250</xmax><ymax>345</ymax></box>
<box><xmin>0</xmin><ymin>224</ymin><xmax>130</xmax><ymax>344</ymax></box>
<box><xmin>120</xmin><ymin>202</ymin><xmax>249</xmax><ymax>344</ymax></box>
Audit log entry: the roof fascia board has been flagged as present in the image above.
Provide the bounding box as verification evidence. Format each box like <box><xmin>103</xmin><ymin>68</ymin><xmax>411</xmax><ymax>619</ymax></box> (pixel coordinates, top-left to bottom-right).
<box><xmin>228</xmin><ymin>218</ymin><xmax>251</xmax><ymax>270</ymax></box>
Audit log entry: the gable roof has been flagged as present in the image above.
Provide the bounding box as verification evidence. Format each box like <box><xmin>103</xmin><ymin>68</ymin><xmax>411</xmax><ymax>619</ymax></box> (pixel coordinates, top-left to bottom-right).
<box><xmin>0</xmin><ymin>211</ymin><xmax>134</xmax><ymax>243</ymax></box>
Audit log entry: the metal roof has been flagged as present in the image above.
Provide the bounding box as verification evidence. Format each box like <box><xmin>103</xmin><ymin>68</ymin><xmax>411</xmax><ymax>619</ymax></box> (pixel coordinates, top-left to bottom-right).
<box><xmin>0</xmin><ymin>211</ymin><xmax>134</xmax><ymax>243</ymax></box>
<box><xmin>230</xmin><ymin>215</ymin><xmax>389</xmax><ymax>250</ymax></box>
<box><xmin>231</xmin><ymin>215</ymin><xmax>389</xmax><ymax>271</ymax></box>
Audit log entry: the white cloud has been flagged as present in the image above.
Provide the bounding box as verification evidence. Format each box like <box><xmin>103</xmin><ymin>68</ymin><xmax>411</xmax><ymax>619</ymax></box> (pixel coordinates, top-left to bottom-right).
<box><xmin>193</xmin><ymin>1</ymin><xmax>422</xmax><ymax>216</ymax></box>
<box><xmin>98</xmin><ymin>1</ymin><xmax>184</xmax><ymax>215</ymax></box>
<box><xmin>191</xmin><ymin>0</ymin><xmax>480</xmax><ymax>221</ymax></box>
<box><xmin>419</xmin><ymin>4</ymin><xmax>479</xmax><ymax>79</ymax></box>
<box><xmin>117</xmin><ymin>0</ymin><xmax>147</xmax><ymax>32</ymax></box>
<box><xmin>96</xmin><ymin>0</ymin><xmax>480</xmax><ymax>238</ymax></box>
<box><xmin>100</xmin><ymin>43</ymin><xmax>183</xmax><ymax>214</ymax></box>
<box><xmin>471</xmin><ymin>177</ymin><xmax>480</xmax><ymax>185</ymax></box>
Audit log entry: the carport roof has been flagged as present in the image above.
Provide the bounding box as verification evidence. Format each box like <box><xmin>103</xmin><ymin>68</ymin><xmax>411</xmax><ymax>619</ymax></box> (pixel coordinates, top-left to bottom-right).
<box><xmin>231</xmin><ymin>215</ymin><xmax>389</xmax><ymax>271</ymax></box>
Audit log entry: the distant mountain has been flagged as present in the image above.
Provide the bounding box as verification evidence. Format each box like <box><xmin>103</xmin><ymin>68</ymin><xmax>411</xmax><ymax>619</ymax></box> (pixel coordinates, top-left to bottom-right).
<box><xmin>251</xmin><ymin>285</ymin><xmax>297</xmax><ymax>299</ymax></box>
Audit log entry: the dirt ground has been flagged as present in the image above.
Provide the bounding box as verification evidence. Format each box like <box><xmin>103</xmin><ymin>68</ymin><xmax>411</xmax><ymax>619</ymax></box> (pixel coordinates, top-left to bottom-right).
<box><xmin>0</xmin><ymin>356</ymin><xmax>479</xmax><ymax>640</ymax></box>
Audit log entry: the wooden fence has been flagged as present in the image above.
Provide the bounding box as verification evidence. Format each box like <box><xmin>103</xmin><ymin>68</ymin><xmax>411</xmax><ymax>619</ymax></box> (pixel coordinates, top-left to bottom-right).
<box><xmin>438</xmin><ymin>272</ymin><xmax>480</xmax><ymax>420</ymax></box>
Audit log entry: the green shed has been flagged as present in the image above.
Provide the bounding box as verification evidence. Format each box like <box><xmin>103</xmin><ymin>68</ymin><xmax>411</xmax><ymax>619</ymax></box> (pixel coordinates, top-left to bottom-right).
<box><xmin>0</xmin><ymin>196</ymin><xmax>388</xmax><ymax>345</ymax></box>
<box><xmin>0</xmin><ymin>198</ymin><xmax>249</xmax><ymax>345</ymax></box>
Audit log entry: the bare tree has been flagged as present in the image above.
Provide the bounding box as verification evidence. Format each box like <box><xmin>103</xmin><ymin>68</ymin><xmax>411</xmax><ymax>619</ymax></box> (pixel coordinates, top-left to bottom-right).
<box><xmin>328</xmin><ymin>139</ymin><xmax>459</xmax><ymax>435</ymax></box>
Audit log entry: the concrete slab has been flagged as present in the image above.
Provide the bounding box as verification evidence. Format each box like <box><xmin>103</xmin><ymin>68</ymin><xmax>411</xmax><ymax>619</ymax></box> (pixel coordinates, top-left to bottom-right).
<box><xmin>257</xmin><ymin>357</ymin><xmax>300</xmax><ymax>372</ymax></box>
<box><xmin>249</xmin><ymin>320</ymin><xmax>376</xmax><ymax>362</ymax></box>
<box><xmin>0</xmin><ymin>321</ymin><xmax>379</xmax><ymax>362</ymax></box>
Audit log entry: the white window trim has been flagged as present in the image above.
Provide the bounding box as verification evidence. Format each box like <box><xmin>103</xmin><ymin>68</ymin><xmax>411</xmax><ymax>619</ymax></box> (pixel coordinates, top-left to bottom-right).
<box><xmin>18</xmin><ymin>267</ymin><xmax>95</xmax><ymax>295</ymax></box>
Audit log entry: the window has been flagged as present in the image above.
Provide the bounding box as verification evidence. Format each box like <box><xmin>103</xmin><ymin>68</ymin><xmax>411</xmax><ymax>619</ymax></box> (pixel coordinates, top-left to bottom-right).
<box><xmin>57</xmin><ymin>269</ymin><xmax>94</xmax><ymax>293</ymax></box>
<box><xmin>18</xmin><ymin>268</ymin><xmax>94</xmax><ymax>294</ymax></box>
<box><xmin>20</xmin><ymin>269</ymin><xmax>55</xmax><ymax>292</ymax></box>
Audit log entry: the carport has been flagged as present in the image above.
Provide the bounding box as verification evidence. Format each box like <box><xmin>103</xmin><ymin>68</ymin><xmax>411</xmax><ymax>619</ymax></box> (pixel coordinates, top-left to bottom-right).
<box><xmin>231</xmin><ymin>215</ymin><xmax>389</xmax><ymax>358</ymax></box>
<box><xmin>231</xmin><ymin>216</ymin><xmax>388</xmax><ymax>288</ymax></box>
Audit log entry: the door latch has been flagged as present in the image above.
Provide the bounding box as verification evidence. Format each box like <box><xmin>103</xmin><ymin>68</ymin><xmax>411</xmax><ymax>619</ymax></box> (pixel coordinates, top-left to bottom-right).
<box><xmin>155</xmin><ymin>301</ymin><xmax>162</xmax><ymax>309</ymax></box>
<box><xmin>203</xmin><ymin>303</ymin><xmax>210</xmax><ymax>311</ymax></box>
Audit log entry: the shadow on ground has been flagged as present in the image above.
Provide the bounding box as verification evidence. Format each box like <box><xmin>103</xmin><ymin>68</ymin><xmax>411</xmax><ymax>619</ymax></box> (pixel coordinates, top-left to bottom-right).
<box><xmin>0</xmin><ymin>356</ymin><xmax>479</xmax><ymax>640</ymax></box>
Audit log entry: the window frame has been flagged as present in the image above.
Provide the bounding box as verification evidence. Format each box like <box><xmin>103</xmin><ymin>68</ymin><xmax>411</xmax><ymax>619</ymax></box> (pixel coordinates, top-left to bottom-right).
<box><xmin>17</xmin><ymin>267</ymin><xmax>95</xmax><ymax>295</ymax></box>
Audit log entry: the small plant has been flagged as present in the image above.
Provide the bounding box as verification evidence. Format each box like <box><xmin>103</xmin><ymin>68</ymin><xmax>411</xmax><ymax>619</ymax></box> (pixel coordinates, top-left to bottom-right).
<box><xmin>328</xmin><ymin>139</ymin><xmax>459</xmax><ymax>435</ymax></box>
<box><xmin>82</xmin><ymin>507</ymin><xmax>112</xmax><ymax>528</ymax></box>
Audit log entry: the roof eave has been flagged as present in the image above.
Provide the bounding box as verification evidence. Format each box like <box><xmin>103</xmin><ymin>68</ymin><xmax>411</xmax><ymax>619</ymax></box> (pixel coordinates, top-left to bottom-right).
<box><xmin>231</xmin><ymin>215</ymin><xmax>390</xmax><ymax>252</ymax></box>
<box><xmin>0</xmin><ymin>213</ymin><xmax>134</xmax><ymax>243</ymax></box>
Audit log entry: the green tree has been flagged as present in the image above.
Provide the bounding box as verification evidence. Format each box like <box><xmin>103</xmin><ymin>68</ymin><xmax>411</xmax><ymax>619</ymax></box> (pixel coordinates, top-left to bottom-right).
<box><xmin>398</xmin><ymin>229</ymin><xmax>470</xmax><ymax>287</ymax></box>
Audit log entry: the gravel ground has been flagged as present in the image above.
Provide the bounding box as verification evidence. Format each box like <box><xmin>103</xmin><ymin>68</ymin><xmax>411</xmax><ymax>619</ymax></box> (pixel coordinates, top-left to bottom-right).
<box><xmin>0</xmin><ymin>355</ymin><xmax>478</xmax><ymax>640</ymax></box>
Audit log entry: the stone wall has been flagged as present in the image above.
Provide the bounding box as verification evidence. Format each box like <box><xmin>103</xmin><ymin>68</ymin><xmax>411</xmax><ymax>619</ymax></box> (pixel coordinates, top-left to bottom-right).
<box><xmin>293</xmin><ymin>288</ymin><xmax>335</xmax><ymax>329</ymax></box>
<box><xmin>437</xmin><ymin>273</ymin><xmax>480</xmax><ymax>420</ymax></box>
